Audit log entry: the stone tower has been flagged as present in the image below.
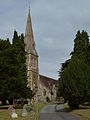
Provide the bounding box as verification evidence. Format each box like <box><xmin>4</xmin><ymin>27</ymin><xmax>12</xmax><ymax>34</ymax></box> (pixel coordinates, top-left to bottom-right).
<box><xmin>24</xmin><ymin>8</ymin><xmax>39</xmax><ymax>90</ymax></box>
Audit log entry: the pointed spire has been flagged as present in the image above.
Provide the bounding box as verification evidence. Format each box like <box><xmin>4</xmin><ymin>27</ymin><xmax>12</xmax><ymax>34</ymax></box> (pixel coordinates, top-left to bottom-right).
<box><xmin>24</xmin><ymin>7</ymin><xmax>38</xmax><ymax>56</ymax></box>
<box><xmin>25</xmin><ymin>7</ymin><xmax>33</xmax><ymax>38</ymax></box>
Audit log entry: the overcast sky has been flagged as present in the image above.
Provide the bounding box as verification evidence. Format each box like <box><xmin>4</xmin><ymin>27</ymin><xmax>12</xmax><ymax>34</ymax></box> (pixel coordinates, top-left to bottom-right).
<box><xmin>0</xmin><ymin>0</ymin><xmax>90</xmax><ymax>79</ymax></box>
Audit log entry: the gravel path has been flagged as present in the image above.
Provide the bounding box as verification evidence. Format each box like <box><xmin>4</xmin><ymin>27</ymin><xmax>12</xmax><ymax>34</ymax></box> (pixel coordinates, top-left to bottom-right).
<box><xmin>38</xmin><ymin>104</ymin><xmax>81</xmax><ymax>120</ymax></box>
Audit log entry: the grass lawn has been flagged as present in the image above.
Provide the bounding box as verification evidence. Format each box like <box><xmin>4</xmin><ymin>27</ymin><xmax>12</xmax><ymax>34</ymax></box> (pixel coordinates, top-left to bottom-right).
<box><xmin>0</xmin><ymin>108</ymin><xmax>33</xmax><ymax>120</ymax></box>
<box><xmin>0</xmin><ymin>102</ymin><xmax>48</xmax><ymax>120</ymax></box>
<box><xmin>71</xmin><ymin>109</ymin><xmax>90</xmax><ymax>120</ymax></box>
<box><xmin>64</xmin><ymin>103</ymin><xmax>90</xmax><ymax>120</ymax></box>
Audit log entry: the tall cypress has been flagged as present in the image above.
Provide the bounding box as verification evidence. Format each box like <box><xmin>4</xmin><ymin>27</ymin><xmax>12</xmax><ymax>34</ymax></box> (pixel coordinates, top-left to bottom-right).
<box><xmin>0</xmin><ymin>39</ymin><xmax>11</xmax><ymax>103</ymax></box>
<box><xmin>71</xmin><ymin>30</ymin><xmax>89</xmax><ymax>62</ymax></box>
<box><xmin>0</xmin><ymin>31</ymin><xmax>32</xmax><ymax>104</ymax></box>
<box><xmin>58</xmin><ymin>30</ymin><xmax>90</xmax><ymax>109</ymax></box>
<box><xmin>9</xmin><ymin>30</ymin><xmax>32</xmax><ymax>99</ymax></box>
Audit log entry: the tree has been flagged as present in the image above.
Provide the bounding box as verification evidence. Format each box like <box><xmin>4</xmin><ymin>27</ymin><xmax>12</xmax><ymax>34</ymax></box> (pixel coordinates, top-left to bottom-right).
<box><xmin>71</xmin><ymin>30</ymin><xmax>89</xmax><ymax>63</ymax></box>
<box><xmin>58</xmin><ymin>30</ymin><xmax>90</xmax><ymax>109</ymax></box>
<box><xmin>0</xmin><ymin>31</ymin><xmax>32</xmax><ymax>104</ymax></box>
<box><xmin>0</xmin><ymin>39</ymin><xmax>11</xmax><ymax>103</ymax></box>
<box><xmin>59</xmin><ymin>59</ymin><xmax>90</xmax><ymax>109</ymax></box>
<box><xmin>59</xmin><ymin>59</ymin><xmax>70</xmax><ymax>75</ymax></box>
<box><xmin>8</xmin><ymin>31</ymin><xmax>32</xmax><ymax>100</ymax></box>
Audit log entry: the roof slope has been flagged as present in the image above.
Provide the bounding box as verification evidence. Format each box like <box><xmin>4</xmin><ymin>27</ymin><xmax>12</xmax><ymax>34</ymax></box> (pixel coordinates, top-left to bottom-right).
<box><xmin>39</xmin><ymin>75</ymin><xmax>58</xmax><ymax>90</ymax></box>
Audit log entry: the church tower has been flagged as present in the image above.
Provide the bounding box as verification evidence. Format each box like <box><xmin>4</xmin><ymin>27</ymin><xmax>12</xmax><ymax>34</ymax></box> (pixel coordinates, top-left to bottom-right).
<box><xmin>24</xmin><ymin>8</ymin><xmax>39</xmax><ymax>90</ymax></box>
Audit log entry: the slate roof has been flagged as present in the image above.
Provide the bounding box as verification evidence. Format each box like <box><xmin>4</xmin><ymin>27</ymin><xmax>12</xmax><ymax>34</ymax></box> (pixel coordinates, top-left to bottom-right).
<box><xmin>39</xmin><ymin>75</ymin><xmax>58</xmax><ymax>90</ymax></box>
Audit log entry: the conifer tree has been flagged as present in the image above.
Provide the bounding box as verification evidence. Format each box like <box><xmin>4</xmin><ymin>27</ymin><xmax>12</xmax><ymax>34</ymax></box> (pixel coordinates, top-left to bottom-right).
<box><xmin>0</xmin><ymin>31</ymin><xmax>32</xmax><ymax>104</ymax></box>
<box><xmin>58</xmin><ymin>30</ymin><xmax>90</xmax><ymax>109</ymax></box>
<box><xmin>0</xmin><ymin>39</ymin><xmax>11</xmax><ymax>104</ymax></box>
<box><xmin>8</xmin><ymin>30</ymin><xmax>32</xmax><ymax>100</ymax></box>
<box><xmin>71</xmin><ymin>30</ymin><xmax>89</xmax><ymax>62</ymax></box>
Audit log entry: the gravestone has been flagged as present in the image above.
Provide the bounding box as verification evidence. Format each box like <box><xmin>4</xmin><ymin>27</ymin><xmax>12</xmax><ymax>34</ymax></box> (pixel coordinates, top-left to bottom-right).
<box><xmin>22</xmin><ymin>107</ymin><xmax>28</xmax><ymax>117</ymax></box>
<box><xmin>8</xmin><ymin>105</ymin><xmax>18</xmax><ymax>118</ymax></box>
<box><xmin>8</xmin><ymin>105</ymin><xmax>13</xmax><ymax>115</ymax></box>
<box><xmin>11</xmin><ymin>109</ymin><xmax>18</xmax><ymax>118</ymax></box>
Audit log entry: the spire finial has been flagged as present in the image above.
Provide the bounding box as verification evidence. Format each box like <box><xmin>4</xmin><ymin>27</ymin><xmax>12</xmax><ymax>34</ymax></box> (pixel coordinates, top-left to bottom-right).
<box><xmin>28</xmin><ymin>0</ymin><xmax>30</xmax><ymax>8</ymax></box>
<box><xmin>28</xmin><ymin>0</ymin><xmax>30</xmax><ymax>13</ymax></box>
<box><xmin>25</xmin><ymin>3</ymin><xmax>33</xmax><ymax>38</ymax></box>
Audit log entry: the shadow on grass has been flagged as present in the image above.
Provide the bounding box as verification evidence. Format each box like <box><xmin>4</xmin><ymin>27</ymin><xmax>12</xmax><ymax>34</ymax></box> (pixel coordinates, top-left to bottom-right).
<box><xmin>0</xmin><ymin>105</ymin><xmax>22</xmax><ymax>109</ymax></box>
<box><xmin>0</xmin><ymin>105</ymin><xmax>9</xmax><ymax>109</ymax></box>
<box><xmin>79</xmin><ymin>105</ymin><xmax>90</xmax><ymax>109</ymax></box>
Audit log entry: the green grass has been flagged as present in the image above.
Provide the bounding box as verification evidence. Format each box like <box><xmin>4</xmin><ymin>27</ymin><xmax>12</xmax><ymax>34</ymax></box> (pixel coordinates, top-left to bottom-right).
<box><xmin>0</xmin><ymin>109</ymin><xmax>33</xmax><ymax>120</ymax></box>
<box><xmin>71</xmin><ymin>108</ymin><xmax>90</xmax><ymax>120</ymax></box>
<box><xmin>63</xmin><ymin>103</ymin><xmax>90</xmax><ymax>120</ymax></box>
<box><xmin>0</xmin><ymin>102</ymin><xmax>48</xmax><ymax>120</ymax></box>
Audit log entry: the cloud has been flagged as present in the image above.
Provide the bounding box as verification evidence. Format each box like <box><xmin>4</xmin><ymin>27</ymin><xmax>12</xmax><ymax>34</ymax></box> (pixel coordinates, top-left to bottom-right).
<box><xmin>0</xmin><ymin>0</ymin><xmax>90</xmax><ymax>79</ymax></box>
<box><xmin>31</xmin><ymin>0</ymin><xmax>90</xmax><ymax>79</ymax></box>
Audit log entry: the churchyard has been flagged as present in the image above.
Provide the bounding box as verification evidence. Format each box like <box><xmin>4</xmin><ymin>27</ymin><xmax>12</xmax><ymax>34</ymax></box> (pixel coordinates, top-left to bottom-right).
<box><xmin>71</xmin><ymin>108</ymin><xmax>90</xmax><ymax>120</ymax></box>
<box><xmin>64</xmin><ymin>102</ymin><xmax>90</xmax><ymax>120</ymax></box>
<box><xmin>1</xmin><ymin>99</ymin><xmax>90</xmax><ymax>120</ymax></box>
<box><xmin>0</xmin><ymin>104</ymin><xmax>33</xmax><ymax>120</ymax></box>
<box><xmin>0</xmin><ymin>108</ymin><xmax>33</xmax><ymax>120</ymax></box>
<box><xmin>0</xmin><ymin>102</ymin><xmax>47</xmax><ymax>120</ymax></box>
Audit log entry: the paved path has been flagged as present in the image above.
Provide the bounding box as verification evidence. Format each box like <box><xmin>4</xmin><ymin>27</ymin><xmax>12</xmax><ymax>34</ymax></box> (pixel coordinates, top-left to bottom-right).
<box><xmin>38</xmin><ymin>104</ymin><xmax>81</xmax><ymax>120</ymax></box>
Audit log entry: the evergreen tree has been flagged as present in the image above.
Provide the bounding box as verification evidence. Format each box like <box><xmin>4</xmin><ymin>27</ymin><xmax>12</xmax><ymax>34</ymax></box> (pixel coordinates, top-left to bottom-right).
<box><xmin>58</xmin><ymin>30</ymin><xmax>90</xmax><ymax>109</ymax></box>
<box><xmin>71</xmin><ymin>30</ymin><xmax>89</xmax><ymax>62</ymax></box>
<box><xmin>9</xmin><ymin>30</ymin><xmax>32</xmax><ymax>100</ymax></box>
<box><xmin>0</xmin><ymin>31</ymin><xmax>32</xmax><ymax>104</ymax></box>
<box><xmin>0</xmin><ymin>39</ymin><xmax>11</xmax><ymax>103</ymax></box>
<box><xmin>59</xmin><ymin>59</ymin><xmax>90</xmax><ymax>109</ymax></box>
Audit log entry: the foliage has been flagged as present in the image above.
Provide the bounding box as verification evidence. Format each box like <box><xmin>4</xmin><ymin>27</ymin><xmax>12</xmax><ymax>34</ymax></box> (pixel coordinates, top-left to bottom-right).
<box><xmin>0</xmin><ymin>31</ymin><xmax>32</xmax><ymax>103</ymax></box>
<box><xmin>58</xmin><ymin>30</ymin><xmax>90</xmax><ymax>109</ymax></box>
<box><xmin>59</xmin><ymin>59</ymin><xmax>70</xmax><ymax>75</ymax></box>
<box><xmin>0</xmin><ymin>39</ymin><xmax>11</xmax><ymax>101</ymax></box>
<box><xmin>71</xmin><ymin>30</ymin><xmax>89</xmax><ymax>63</ymax></box>
<box><xmin>59</xmin><ymin>59</ymin><xmax>90</xmax><ymax>108</ymax></box>
<box><xmin>46</xmin><ymin>96</ymin><xmax>50</xmax><ymax>102</ymax></box>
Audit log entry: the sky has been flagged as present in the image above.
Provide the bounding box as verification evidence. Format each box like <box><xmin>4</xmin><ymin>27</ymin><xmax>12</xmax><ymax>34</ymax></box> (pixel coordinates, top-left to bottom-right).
<box><xmin>0</xmin><ymin>0</ymin><xmax>90</xmax><ymax>79</ymax></box>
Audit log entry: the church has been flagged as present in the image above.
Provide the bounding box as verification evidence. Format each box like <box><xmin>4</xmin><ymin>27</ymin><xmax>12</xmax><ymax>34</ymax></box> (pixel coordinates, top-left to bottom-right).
<box><xmin>24</xmin><ymin>8</ymin><xmax>58</xmax><ymax>102</ymax></box>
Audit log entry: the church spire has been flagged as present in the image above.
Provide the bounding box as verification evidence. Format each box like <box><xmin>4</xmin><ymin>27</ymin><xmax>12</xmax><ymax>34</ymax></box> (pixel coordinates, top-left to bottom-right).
<box><xmin>25</xmin><ymin>8</ymin><xmax>33</xmax><ymax>38</ymax></box>
<box><xmin>24</xmin><ymin>6</ymin><xmax>39</xmax><ymax>91</ymax></box>
<box><xmin>24</xmin><ymin>7</ymin><xmax>38</xmax><ymax>56</ymax></box>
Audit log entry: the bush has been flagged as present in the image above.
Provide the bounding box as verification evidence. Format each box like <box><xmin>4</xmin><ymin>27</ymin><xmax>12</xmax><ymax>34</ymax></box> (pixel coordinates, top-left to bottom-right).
<box><xmin>46</xmin><ymin>97</ymin><xmax>50</xmax><ymax>102</ymax></box>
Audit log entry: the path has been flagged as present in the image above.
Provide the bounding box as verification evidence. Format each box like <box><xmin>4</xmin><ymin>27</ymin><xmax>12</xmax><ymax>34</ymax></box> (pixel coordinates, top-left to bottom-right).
<box><xmin>38</xmin><ymin>104</ymin><xmax>81</xmax><ymax>120</ymax></box>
